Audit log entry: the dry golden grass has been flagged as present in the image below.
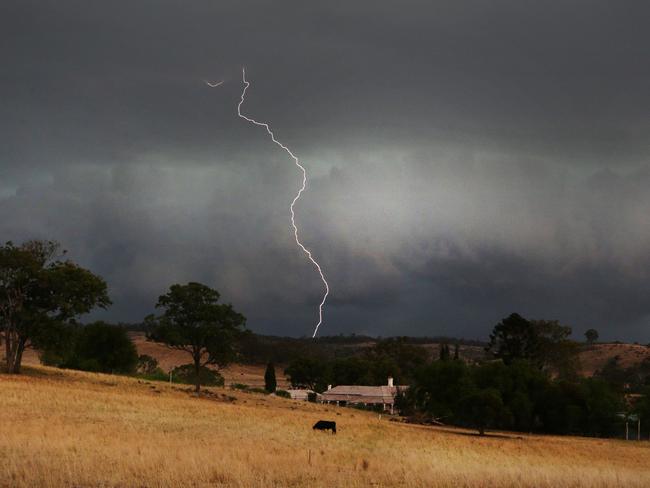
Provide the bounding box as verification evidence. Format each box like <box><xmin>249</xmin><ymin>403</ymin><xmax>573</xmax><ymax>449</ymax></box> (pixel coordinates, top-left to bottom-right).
<box><xmin>1</xmin><ymin>366</ymin><xmax>650</xmax><ymax>487</ymax></box>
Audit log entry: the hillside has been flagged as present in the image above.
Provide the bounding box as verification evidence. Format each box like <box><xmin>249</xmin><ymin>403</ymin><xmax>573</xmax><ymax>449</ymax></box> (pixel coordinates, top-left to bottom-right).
<box><xmin>578</xmin><ymin>343</ymin><xmax>650</xmax><ymax>376</ymax></box>
<box><xmin>1</xmin><ymin>365</ymin><xmax>649</xmax><ymax>487</ymax></box>
<box><xmin>130</xmin><ymin>332</ymin><xmax>292</xmax><ymax>389</ymax></box>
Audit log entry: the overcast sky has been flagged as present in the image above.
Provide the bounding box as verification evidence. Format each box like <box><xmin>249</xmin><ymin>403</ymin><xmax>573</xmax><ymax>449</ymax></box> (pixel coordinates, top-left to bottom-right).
<box><xmin>2</xmin><ymin>1</ymin><xmax>650</xmax><ymax>340</ymax></box>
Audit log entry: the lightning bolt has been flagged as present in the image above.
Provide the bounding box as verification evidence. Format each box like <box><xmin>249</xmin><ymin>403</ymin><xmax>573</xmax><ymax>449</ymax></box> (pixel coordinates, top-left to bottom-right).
<box><xmin>236</xmin><ymin>67</ymin><xmax>329</xmax><ymax>338</ymax></box>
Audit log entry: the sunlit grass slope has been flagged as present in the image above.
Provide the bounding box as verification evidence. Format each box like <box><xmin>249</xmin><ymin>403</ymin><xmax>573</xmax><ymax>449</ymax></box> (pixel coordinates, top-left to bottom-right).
<box><xmin>1</xmin><ymin>366</ymin><xmax>649</xmax><ymax>487</ymax></box>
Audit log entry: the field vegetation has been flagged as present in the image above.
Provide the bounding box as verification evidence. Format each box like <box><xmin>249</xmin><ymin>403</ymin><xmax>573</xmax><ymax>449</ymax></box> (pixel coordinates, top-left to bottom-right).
<box><xmin>1</xmin><ymin>365</ymin><xmax>650</xmax><ymax>488</ymax></box>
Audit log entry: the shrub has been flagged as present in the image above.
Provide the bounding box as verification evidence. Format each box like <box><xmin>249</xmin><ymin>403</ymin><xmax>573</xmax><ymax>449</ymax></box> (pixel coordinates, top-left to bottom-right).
<box><xmin>139</xmin><ymin>369</ymin><xmax>168</xmax><ymax>382</ymax></box>
<box><xmin>171</xmin><ymin>364</ymin><xmax>224</xmax><ymax>387</ymax></box>
<box><xmin>275</xmin><ymin>389</ymin><xmax>291</xmax><ymax>398</ymax></box>
<box><xmin>231</xmin><ymin>383</ymin><xmax>250</xmax><ymax>391</ymax></box>
<box><xmin>248</xmin><ymin>387</ymin><xmax>269</xmax><ymax>394</ymax></box>
<box><xmin>63</xmin><ymin>322</ymin><xmax>138</xmax><ymax>374</ymax></box>
<box><xmin>137</xmin><ymin>355</ymin><xmax>160</xmax><ymax>375</ymax></box>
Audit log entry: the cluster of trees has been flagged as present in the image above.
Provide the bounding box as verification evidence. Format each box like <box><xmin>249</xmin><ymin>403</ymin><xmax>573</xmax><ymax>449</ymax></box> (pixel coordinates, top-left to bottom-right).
<box><xmin>486</xmin><ymin>313</ymin><xmax>579</xmax><ymax>378</ymax></box>
<box><xmin>403</xmin><ymin>314</ymin><xmax>639</xmax><ymax>437</ymax></box>
<box><xmin>41</xmin><ymin>321</ymin><xmax>138</xmax><ymax>374</ymax></box>
<box><xmin>0</xmin><ymin>241</ymin><xmax>111</xmax><ymax>374</ymax></box>
<box><xmin>0</xmin><ymin>240</ymin><xmax>247</xmax><ymax>394</ymax></box>
<box><xmin>404</xmin><ymin>359</ymin><xmax>623</xmax><ymax>436</ymax></box>
<box><xmin>284</xmin><ymin>338</ymin><xmax>429</xmax><ymax>391</ymax></box>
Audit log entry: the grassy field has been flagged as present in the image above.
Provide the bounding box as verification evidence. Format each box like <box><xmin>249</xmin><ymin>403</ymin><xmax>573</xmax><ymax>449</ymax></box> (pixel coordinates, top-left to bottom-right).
<box><xmin>1</xmin><ymin>366</ymin><xmax>650</xmax><ymax>487</ymax></box>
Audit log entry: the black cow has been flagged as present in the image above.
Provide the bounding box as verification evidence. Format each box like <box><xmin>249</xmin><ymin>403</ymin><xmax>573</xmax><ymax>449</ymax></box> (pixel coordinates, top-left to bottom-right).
<box><xmin>312</xmin><ymin>420</ymin><xmax>337</xmax><ymax>434</ymax></box>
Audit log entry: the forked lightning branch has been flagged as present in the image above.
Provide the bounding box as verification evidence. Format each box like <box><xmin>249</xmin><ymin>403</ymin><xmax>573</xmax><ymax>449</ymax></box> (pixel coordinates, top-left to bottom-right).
<box><xmin>207</xmin><ymin>68</ymin><xmax>329</xmax><ymax>337</ymax></box>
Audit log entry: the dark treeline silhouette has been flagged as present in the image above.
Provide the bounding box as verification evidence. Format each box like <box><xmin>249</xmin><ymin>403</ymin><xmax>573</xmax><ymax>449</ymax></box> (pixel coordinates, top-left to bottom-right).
<box><xmin>237</xmin><ymin>333</ymin><xmax>486</xmax><ymax>366</ymax></box>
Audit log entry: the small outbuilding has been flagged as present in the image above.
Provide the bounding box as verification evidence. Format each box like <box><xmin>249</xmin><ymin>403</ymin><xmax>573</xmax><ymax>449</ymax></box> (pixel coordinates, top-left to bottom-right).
<box><xmin>286</xmin><ymin>389</ymin><xmax>319</xmax><ymax>401</ymax></box>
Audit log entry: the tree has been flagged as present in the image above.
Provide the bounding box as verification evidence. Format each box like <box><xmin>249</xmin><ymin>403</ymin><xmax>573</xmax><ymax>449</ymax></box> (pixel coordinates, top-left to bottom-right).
<box><xmin>439</xmin><ymin>343</ymin><xmax>450</xmax><ymax>361</ymax></box>
<box><xmin>66</xmin><ymin>322</ymin><xmax>138</xmax><ymax>374</ymax></box>
<box><xmin>486</xmin><ymin>313</ymin><xmax>538</xmax><ymax>365</ymax></box>
<box><xmin>487</xmin><ymin>313</ymin><xmax>578</xmax><ymax>376</ymax></box>
<box><xmin>284</xmin><ymin>357</ymin><xmax>327</xmax><ymax>391</ymax></box>
<box><xmin>146</xmin><ymin>282</ymin><xmax>246</xmax><ymax>393</ymax></box>
<box><xmin>407</xmin><ymin>360</ymin><xmax>473</xmax><ymax>421</ymax></box>
<box><xmin>264</xmin><ymin>362</ymin><xmax>277</xmax><ymax>392</ymax></box>
<box><xmin>329</xmin><ymin>357</ymin><xmax>374</xmax><ymax>386</ymax></box>
<box><xmin>0</xmin><ymin>240</ymin><xmax>111</xmax><ymax>374</ymax></box>
<box><xmin>585</xmin><ymin>329</ymin><xmax>599</xmax><ymax>344</ymax></box>
<box><xmin>366</xmin><ymin>338</ymin><xmax>428</xmax><ymax>384</ymax></box>
<box><xmin>453</xmin><ymin>343</ymin><xmax>460</xmax><ymax>361</ymax></box>
<box><xmin>531</xmin><ymin>319</ymin><xmax>578</xmax><ymax>375</ymax></box>
<box><xmin>580</xmin><ymin>378</ymin><xmax>623</xmax><ymax>437</ymax></box>
<box><xmin>458</xmin><ymin>388</ymin><xmax>506</xmax><ymax>435</ymax></box>
<box><xmin>471</xmin><ymin>359</ymin><xmax>547</xmax><ymax>432</ymax></box>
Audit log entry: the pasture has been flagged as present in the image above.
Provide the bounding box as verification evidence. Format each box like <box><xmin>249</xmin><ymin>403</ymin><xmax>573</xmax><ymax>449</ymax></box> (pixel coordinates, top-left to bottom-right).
<box><xmin>1</xmin><ymin>366</ymin><xmax>650</xmax><ymax>487</ymax></box>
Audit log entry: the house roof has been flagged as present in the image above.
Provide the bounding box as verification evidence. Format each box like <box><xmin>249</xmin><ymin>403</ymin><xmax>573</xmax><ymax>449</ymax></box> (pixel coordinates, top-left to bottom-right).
<box><xmin>285</xmin><ymin>389</ymin><xmax>319</xmax><ymax>400</ymax></box>
<box><xmin>320</xmin><ymin>385</ymin><xmax>408</xmax><ymax>405</ymax></box>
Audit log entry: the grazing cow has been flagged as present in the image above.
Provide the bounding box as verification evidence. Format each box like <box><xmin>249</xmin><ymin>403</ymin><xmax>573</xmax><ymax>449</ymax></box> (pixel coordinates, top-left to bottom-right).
<box><xmin>312</xmin><ymin>420</ymin><xmax>337</xmax><ymax>434</ymax></box>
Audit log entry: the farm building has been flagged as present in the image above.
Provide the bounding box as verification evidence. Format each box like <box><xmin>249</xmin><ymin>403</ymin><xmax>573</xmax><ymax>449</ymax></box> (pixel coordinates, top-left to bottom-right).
<box><xmin>285</xmin><ymin>389</ymin><xmax>319</xmax><ymax>401</ymax></box>
<box><xmin>319</xmin><ymin>377</ymin><xmax>408</xmax><ymax>414</ymax></box>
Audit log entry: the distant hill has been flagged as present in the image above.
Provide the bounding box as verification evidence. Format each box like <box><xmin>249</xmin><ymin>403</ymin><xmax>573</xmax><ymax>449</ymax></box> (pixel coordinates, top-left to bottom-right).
<box><xmin>578</xmin><ymin>343</ymin><xmax>650</xmax><ymax>376</ymax></box>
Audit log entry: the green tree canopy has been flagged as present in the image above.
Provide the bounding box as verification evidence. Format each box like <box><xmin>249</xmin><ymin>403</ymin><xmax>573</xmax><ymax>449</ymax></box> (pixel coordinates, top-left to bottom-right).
<box><xmin>0</xmin><ymin>240</ymin><xmax>111</xmax><ymax>374</ymax></box>
<box><xmin>65</xmin><ymin>322</ymin><xmax>138</xmax><ymax>374</ymax></box>
<box><xmin>146</xmin><ymin>282</ymin><xmax>246</xmax><ymax>393</ymax></box>
<box><xmin>486</xmin><ymin>313</ymin><xmax>579</xmax><ymax>377</ymax></box>
<box><xmin>458</xmin><ymin>388</ymin><xmax>506</xmax><ymax>435</ymax></box>
<box><xmin>284</xmin><ymin>357</ymin><xmax>327</xmax><ymax>391</ymax></box>
<box><xmin>406</xmin><ymin>360</ymin><xmax>473</xmax><ymax>421</ymax></box>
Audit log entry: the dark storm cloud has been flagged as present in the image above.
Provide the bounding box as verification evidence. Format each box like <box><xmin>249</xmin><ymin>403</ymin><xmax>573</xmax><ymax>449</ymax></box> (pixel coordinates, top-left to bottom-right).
<box><xmin>2</xmin><ymin>1</ymin><xmax>650</xmax><ymax>339</ymax></box>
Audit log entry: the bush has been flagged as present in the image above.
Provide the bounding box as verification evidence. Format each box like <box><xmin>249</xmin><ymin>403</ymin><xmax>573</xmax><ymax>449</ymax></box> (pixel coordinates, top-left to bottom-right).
<box><xmin>61</xmin><ymin>322</ymin><xmax>138</xmax><ymax>374</ymax></box>
<box><xmin>137</xmin><ymin>355</ymin><xmax>160</xmax><ymax>375</ymax></box>
<box><xmin>231</xmin><ymin>383</ymin><xmax>250</xmax><ymax>391</ymax></box>
<box><xmin>139</xmin><ymin>369</ymin><xmax>168</xmax><ymax>382</ymax></box>
<box><xmin>135</xmin><ymin>354</ymin><xmax>167</xmax><ymax>381</ymax></box>
<box><xmin>275</xmin><ymin>389</ymin><xmax>291</xmax><ymax>398</ymax></box>
<box><xmin>171</xmin><ymin>364</ymin><xmax>224</xmax><ymax>387</ymax></box>
<box><xmin>248</xmin><ymin>387</ymin><xmax>269</xmax><ymax>394</ymax></box>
